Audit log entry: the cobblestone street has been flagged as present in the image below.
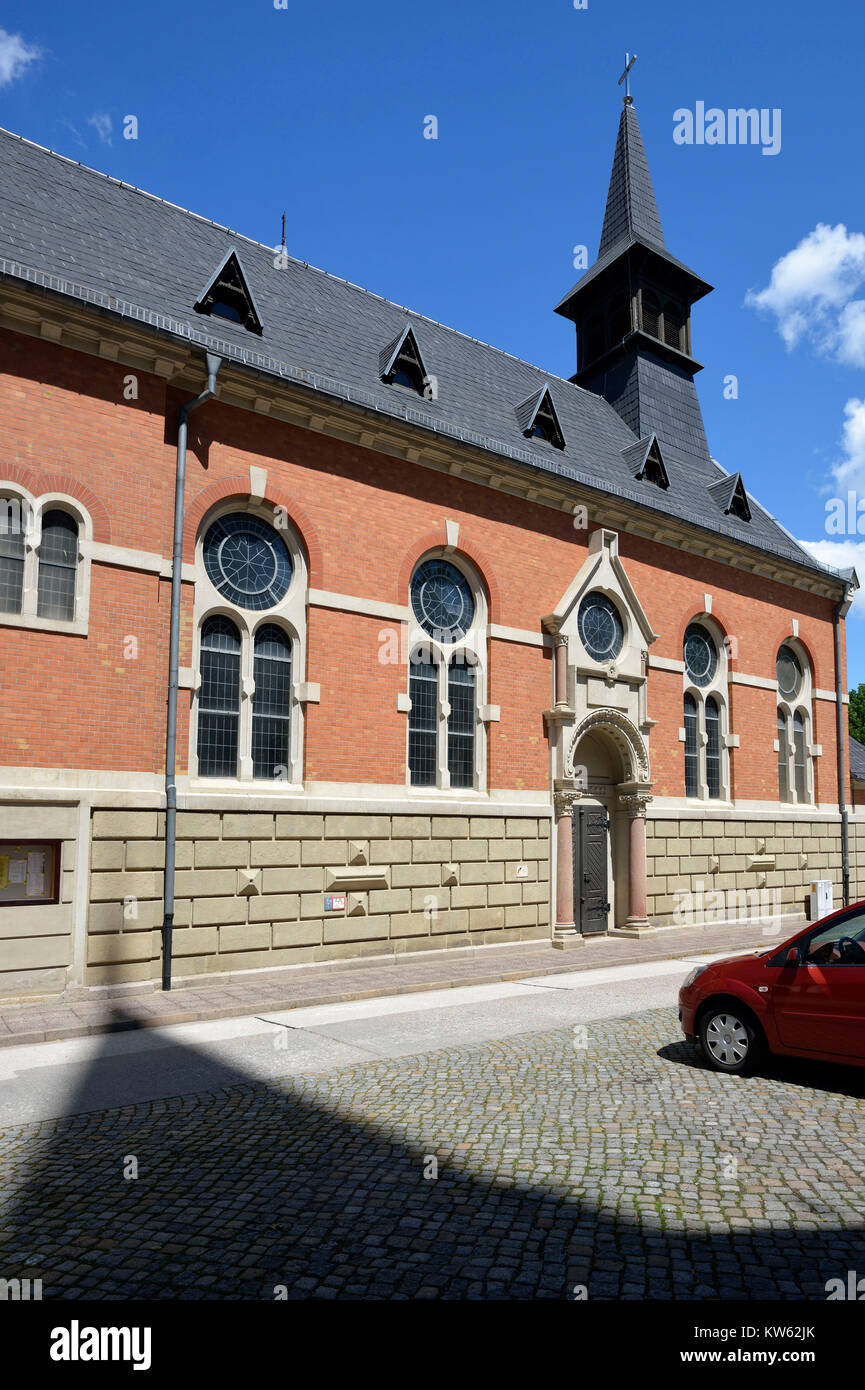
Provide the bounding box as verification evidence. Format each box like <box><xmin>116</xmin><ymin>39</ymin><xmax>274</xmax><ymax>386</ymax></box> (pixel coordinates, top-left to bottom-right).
<box><xmin>2</xmin><ymin>1005</ymin><xmax>864</xmax><ymax>1300</ymax></box>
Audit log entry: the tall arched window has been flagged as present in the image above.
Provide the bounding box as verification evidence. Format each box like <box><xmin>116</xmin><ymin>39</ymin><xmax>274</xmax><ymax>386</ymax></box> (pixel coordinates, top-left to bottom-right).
<box><xmin>776</xmin><ymin>643</ymin><xmax>814</xmax><ymax>804</ymax></box>
<box><xmin>197</xmin><ymin>616</ymin><xmax>241</xmax><ymax>777</ymax></box>
<box><xmin>682</xmin><ymin>620</ymin><xmax>730</xmax><ymax>798</ymax></box>
<box><xmin>193</xmin><ymin>504</ymin><xmax>310</xmax><ymax>784</ymax></box>
<box><xmin>684</xmin><ymin>693</ymin><xmax>699</xmax><ymax>798</ymax></box>
<box><xmin>705</xmin><ymin>696</ymin><xmax>721</xmax><ymax>799</ymax></box>
<box><xmin>0</xmin><ymin>506</ymin><xmax>24</xmax><ymax>613</ymax></box>
<box><xmin>405</xmin><ymin>553</ymin><xmax>489</xmax><ymax>790</ymax></box>
<box><xmin>447</xmin><ymin>658</ymin><xmax>476</xmax><ymax>789</ymax></box>
<box><xmin>777</xmin><ymin>709</ymin><xmax>789</xmax><ymax>801</ymax></box>
<box><xmin>408</xmin><ymin>657</ymin><xmax>438</xmax><ymax>786</ymax></box>
<box><xmin>252</xmin><ymin>625</ymin><xmax>291</xmax><ymax>780</ymax></box>
<box><xmin>37</xmin><ymin>510</ymin><xmax>78</xmax><ymax>620</ymax></box>
<box><xmin>793</xmin><ymin>711</ymin><xmax>807</xmax><ymax>803</ymax></box>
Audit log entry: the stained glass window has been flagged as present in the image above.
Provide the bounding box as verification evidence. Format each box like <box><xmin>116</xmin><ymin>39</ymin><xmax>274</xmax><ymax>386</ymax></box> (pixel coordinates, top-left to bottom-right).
<box><xmin>411</xmin><ymin>559</ymin><xmax>474</xmax><ymax>643</ymax></box>
<box><xmin>578</xmin><ymin>592</ymin><xmax>624</xmax><ymax>662</ymax></box>
<box><xmin>37</xmin><ymin>510</ymin><xmax>77</xmax><ymax>620</ymax></box>
<box><xmin>706</xmin><ymin>696</ymin><xmax>721</xmax><ymax>799</ymax></box>
<box><xmin>684</xmin><ymin>693</ymin><xmax>699</xmax><ymax>798</ymax></box>
<box><xmin>197</xmin><ymin>616</ymin><xmax>241</xmax><ymax>777</ymax></box>
<box><xmin>447</xmin><ymin>659</ymin><xmax>475</xmax><ymax>789</ymax></box>
<box><xmin>408</xmin><ymin>658</ymin><xmax>438</xmax><ymax>786</ymax></box>
<box><xmin>776</xmin><ymin>646</ymin><xmax>802</xmax><ymax>701</ymax></box>
<box><xmin>252</xmin><ymin>625</ymin><xmax>291</xmax><ymax>780</ymax></box>
<box><xmin>684</xmin><ymin>623</ymin><xmax>717</xmax><ymax>687</ymax></box>
<box><xmin>203</xmin><ymin>514</ymin><xmax>292</xmax><ymax>611</ymax></box>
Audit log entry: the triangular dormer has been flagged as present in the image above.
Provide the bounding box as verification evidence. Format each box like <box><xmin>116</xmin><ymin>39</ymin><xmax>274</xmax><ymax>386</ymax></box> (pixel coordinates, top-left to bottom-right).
<box><xmin>621</xmin><ymin>434</ymin><xmax>669</xmax><ymax>490</ymax></box>
<box><xmin>194</xmin><ymin>250</ymin><xmax>263</xmax><ymax>335</ymax></box>
<box><xmin>380</xmin><ymin>325</ymin><xmax>429</xmax><ymax>394</ymax></box>
<box><xmin>708</xmin><ymin>471</ymin><xmax>751</xmax><ymax>523</ymax></box>
<box><xmin>516</xmin><ymin>385</ymin><xmax>565</xmax><ymax>450</ymax></box>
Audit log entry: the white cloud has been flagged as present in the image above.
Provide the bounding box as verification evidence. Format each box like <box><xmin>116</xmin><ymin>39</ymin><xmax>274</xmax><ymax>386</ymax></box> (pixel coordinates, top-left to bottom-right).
<box><xmin>833</xmin><ymin>399</ymin><xmax>865</xmax><ymax>491</ymax></box>
<box><xmin>0</xmin><ymin>27</ymin><xmax>40</xmax><ymax>87</ymax></box>
<box><xmin>88</xmin><ymin>112</ymin><xmax>113</xmax><ymax>145</ymax></box>
<box><xmin>797</xmin><ymin>538</ymin><xmax>865</xmax><ymax>618</ymax></box>
<box><xmin>746</xmin><ymin>223</ymin><xmax>865</xmax><ymax>365</ymax></box>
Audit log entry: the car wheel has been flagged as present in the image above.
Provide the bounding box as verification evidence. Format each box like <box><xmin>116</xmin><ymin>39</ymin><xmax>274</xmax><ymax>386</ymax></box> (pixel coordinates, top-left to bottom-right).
<box><xmin>699</xmin><ymin>1005</ymin><xmax>763</xmax><ymax>1075</ymax></box>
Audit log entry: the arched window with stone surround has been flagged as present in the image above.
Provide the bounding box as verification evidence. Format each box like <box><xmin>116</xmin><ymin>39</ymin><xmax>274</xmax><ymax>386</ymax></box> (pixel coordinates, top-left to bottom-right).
<box><xmin>0</xmin><ymin>487</ymin><xmax>92</xmax><ymax>633</ymax></box>
<box><xmin>775</xmin><ymin>642</ymin><xmax>814</xmax><ymax>805</ymax></box>
<box><xmin>192</xmin><ymin>503</ymin><xmax>309</xmax><ymax>784</ymax></box>
<box><xmin>682</xmin><ymin>619</ymin><xmax>730</xmax><ymax>800</ymax></box>
<box><xmin>684</xmin><ymin>692</ymin><xmax>699</xmax><ymax>797</ymax></box>
<box><xmin>37</xmin><ymin>509</ymin><xmax>78</xmax><ymax>621</ymax></box>
<box><xmin>405</xmin><ymin>553</ymin><xmax>489</xmax><ymax>790</ymax></box>
<box><xmin>198</xmin><ymin>616</ymin><xmax>242</xmax><ymax>777</ymax></box>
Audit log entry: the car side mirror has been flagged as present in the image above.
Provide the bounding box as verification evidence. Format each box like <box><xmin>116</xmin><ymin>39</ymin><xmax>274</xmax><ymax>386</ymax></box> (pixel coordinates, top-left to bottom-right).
<box><xmin>785</xmin><ymin>947</ymin><xmax>799</xmax><ymax>965</ymax></box>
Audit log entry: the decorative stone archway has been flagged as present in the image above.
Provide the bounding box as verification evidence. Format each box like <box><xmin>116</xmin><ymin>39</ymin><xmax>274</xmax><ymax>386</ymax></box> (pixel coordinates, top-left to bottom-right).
<box><xmin>553</xmin><ymin>712</ymin><xmax>653</xmax><ymax>946</ymax></box>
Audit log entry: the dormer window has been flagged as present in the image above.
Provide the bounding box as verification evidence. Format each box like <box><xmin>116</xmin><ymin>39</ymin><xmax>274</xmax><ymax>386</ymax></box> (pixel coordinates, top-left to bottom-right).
<box><xmin>622</xmin><ymin>434</ymin><xmax>670</xmax><ymax>490</ymax></box>
<box><xmin>516</xmin><ymin>385</ymin><xmax>566</xmax><ymax>450</ymax></box>
<box><xmin>194</xmin><ymin>251</ymin><xmax>263</xmax><ymax>335</ymax></box>
<box><xmin>380</xmin><ymin>325</ymin><xmax>429</xmax><ymax>396</ymax></box>
<box><xmin>708</xmin><ymin>471</ymin><xmax>752</xmax><ymax>524</ymax></box>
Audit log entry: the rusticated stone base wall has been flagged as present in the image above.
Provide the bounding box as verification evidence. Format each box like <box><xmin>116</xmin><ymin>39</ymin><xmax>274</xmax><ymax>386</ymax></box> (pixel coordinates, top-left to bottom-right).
<box><xmin>86</xmin><ymin>809</ymin><xmax>552</xmax><ymax>986</ymax></box>
<box><xmin>645</xmin><ymin>815</ymin><xmax>865</xmax><ymax>926</ymax></box>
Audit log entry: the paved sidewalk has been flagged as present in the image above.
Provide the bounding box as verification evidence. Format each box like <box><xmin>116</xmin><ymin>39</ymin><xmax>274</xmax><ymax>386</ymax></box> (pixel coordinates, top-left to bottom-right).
<box><xmin>0</xmin><ymin>919</ymin><xmax>794</xmax><ymax>1049</ymax></box>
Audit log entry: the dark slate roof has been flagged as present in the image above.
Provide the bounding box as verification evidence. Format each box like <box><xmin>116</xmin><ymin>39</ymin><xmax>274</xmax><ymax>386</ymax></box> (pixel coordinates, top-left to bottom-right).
<box><xmin>0</xmin><ymin>125</ymin><xmax>844</xmax><ymax>587</ymax></box>
<box><xmin>599</xmin><ymin>100</ymin><xmax>666</xmax><ymax>256</ymax></box>
<box><xmin>849</xmin><ymin>735</ymin><xmax>865</xmax><ymax>782</ymax></box>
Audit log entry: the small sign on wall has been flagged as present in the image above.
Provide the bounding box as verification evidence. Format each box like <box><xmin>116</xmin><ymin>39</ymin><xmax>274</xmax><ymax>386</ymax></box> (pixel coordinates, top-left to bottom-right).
<box><xmin>324</xmin><ymin>894</ymin><xmax>346</xmax><ymax>912</ymax></box>
<box><xmin>0</xmin><ymin>841</ymin><xmax>60</xmax><ymax>905</ymax></box>
<box><xmin>515</xmin><ymin>864</ymin><xmax>529</xmax><ymax>879</ymax></box>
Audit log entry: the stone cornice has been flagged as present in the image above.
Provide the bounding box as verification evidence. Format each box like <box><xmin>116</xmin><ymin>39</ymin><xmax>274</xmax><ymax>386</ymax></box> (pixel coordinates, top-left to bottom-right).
<box><xmin>0</xmin><ymin>277</ymin><xmax>849</xmax><ymax>605</ymax></box>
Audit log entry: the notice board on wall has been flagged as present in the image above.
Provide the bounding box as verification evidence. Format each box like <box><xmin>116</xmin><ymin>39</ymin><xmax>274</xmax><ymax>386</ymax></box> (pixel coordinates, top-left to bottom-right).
<box><xmin>0</xmin><ymin>841</ymin><xmax>60</xmax><ymax>905</ymax></box>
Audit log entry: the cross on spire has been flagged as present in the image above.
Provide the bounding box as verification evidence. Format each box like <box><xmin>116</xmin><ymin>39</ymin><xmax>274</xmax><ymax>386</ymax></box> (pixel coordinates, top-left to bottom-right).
<box><xmin>618</xmin><ymin>52</ymin><xmax>637</xmax><ymax>104</ymax></box>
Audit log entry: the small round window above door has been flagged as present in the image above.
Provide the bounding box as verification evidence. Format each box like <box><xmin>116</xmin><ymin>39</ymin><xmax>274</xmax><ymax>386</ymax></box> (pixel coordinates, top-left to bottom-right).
<box><xmin>578</xmin><ymin>592</ymin><xmax>624</xmax><ymax>662</ymax></box>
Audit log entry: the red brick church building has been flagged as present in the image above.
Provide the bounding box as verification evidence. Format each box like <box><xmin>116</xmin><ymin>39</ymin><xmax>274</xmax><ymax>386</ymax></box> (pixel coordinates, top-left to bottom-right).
<box><xmin>0</xmin><ymin>96</ymin><xmax>860</xmax><ymax>999</ymax></box>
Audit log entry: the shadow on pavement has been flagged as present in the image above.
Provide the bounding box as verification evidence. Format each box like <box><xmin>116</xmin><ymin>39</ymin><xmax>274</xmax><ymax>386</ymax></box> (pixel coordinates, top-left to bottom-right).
<box><xmin>2</xmin><ymin>1006</ymin><xmax>864</xmax><ymax>1300</ymax></box>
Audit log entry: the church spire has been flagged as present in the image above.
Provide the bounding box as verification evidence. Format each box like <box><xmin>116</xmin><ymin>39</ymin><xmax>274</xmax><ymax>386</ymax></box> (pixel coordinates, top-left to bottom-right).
<box><xmin>598</xmin><ymin>99</ymin><xmax>666</xmax><ymax>256</ymax></box>
<box><xmin>555</xmin><ymin>90</ymin><xmax>714</xmax><ymax>464</ymax></box>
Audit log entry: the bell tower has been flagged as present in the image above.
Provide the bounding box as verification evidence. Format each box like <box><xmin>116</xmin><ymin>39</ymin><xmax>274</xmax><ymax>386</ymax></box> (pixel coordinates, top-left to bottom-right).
<box><xmin>555</xmin><ymin>89</ymin><xmax>714</xmax><ymax>464</ymax></box>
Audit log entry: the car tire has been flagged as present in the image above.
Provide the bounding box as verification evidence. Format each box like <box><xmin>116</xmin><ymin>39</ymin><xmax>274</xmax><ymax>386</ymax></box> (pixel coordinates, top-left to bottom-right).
<box><xmin>699</xmin><ymin>1004</ymin><xmax>764</xmax><ymax>1076</ymax></box>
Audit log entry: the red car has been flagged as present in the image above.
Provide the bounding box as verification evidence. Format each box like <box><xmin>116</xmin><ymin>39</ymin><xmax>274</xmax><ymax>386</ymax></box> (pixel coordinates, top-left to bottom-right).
<box><xmin>679</xmin><ymin>903</ymin><xmax>865</xmax><ymax>1074</ymax></box>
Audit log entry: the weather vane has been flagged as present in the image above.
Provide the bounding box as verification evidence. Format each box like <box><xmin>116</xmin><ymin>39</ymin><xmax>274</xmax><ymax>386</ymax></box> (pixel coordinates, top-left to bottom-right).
<box><xmin>618</xmin><ymin>52</ymin><xmax>637</xmax><ymax>103</ymax></box>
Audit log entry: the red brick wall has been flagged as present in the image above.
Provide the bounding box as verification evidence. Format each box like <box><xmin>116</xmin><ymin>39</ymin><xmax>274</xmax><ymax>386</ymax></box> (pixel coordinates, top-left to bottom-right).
<box><xmin>0</xmin><ymin>329</ymin><xmax>849</xmax><ymax>800</ymax></box>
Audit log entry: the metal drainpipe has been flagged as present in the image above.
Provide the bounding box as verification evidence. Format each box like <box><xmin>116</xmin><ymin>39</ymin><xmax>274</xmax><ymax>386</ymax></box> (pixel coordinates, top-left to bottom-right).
<box><xmin>162</xmin><ymin>353</ymin><xmax>222</xmax><ymax>991</ymax></box>
<box><xmin>833</xmin><ymin>599</ymin><xmax>850</xmax><ymax>908</ymax></box>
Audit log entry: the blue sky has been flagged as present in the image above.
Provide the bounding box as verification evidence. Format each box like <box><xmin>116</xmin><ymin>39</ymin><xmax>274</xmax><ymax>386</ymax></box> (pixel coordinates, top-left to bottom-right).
<box><xmin>3</xmin><ymin>0</ymin><xmax>865</xmax><ymax>682</ymax></box>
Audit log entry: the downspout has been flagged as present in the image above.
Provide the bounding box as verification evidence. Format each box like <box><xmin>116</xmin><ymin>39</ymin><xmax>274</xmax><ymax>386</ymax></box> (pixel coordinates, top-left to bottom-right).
<box><xmin>833</xmin><ymin>599</ymin><xmax>850</xmax><ymax>908</ymax></box>
<box><xmin>162</xmin><ymin>353</ymin><xmax>222</xmax><ymax>991</ymax></box>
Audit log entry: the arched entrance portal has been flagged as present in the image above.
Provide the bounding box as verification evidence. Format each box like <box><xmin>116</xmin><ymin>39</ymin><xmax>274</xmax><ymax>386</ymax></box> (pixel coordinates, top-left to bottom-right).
<box><xmin>553</xmin><ymin>711</ymin><xmax>652</xmax><ymax>945</ymax></box>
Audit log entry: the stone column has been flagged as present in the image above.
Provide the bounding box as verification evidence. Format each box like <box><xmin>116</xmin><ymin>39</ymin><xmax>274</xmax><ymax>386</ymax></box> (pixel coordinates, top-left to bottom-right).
<box><xmin>553</xmin><ymin>632</ymin><xmax>569</xmax><ymax>708</ymax></box>
<box><xmin>552</xmin><ymin>788</ymin><xmax>583</xmax><ymax>950</ymax></box>
<box><xmin>620</xmin><ymin>791</ymin><xmax>652</xmax><ymax>932</ymax></box>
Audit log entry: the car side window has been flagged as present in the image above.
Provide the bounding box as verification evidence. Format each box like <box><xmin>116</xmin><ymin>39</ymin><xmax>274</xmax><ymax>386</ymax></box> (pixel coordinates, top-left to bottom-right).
<box><xmin>802</xmin><ymin>911</ymin><xmax>865</xmax><ymax>967</ymax></box>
